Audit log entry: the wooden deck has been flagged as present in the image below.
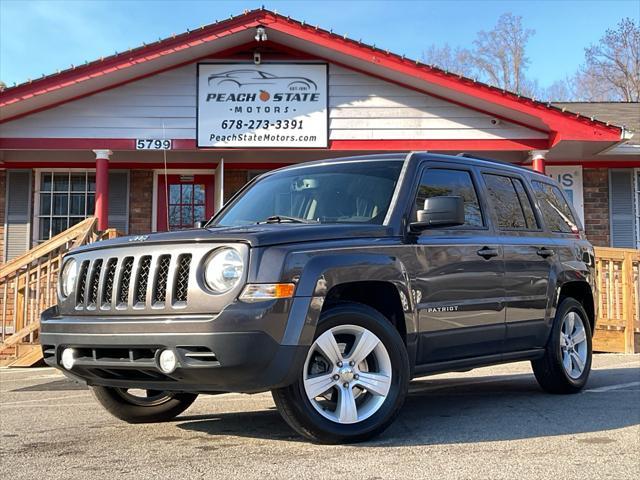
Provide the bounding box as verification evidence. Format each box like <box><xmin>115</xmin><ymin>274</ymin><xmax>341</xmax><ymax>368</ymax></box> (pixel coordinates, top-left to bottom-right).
<box><xmin>0</xmin><ymin>218</ymin><xmax>121</xmax><ymax>366</ymax></box>
<box><xmin>593</xmin><ymin>247</ymin><xmax>640</xmax><ymax>354</ymax></box>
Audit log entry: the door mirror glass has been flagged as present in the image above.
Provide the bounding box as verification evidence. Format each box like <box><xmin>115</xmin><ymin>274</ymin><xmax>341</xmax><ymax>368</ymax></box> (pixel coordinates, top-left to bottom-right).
<box><xmin>411</xmin><ymin>196</ymin><xmax>465</xmax><ymax>231</ymax></box>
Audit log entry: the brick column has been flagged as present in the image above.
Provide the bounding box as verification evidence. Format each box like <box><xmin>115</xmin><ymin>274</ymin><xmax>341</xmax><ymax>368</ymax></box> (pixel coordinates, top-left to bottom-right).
<box><xmin>93</xmin><ymin>149</ymin><xmax>112</xmax><ymax>230</ymax></box>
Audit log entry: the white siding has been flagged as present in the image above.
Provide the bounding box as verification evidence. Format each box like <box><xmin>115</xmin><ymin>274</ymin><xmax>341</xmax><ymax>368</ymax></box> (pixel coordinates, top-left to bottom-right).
<box><xmin>0</xmin><ymin>63</ymin><xmax>546</xmax><ymax>141</ymax></box>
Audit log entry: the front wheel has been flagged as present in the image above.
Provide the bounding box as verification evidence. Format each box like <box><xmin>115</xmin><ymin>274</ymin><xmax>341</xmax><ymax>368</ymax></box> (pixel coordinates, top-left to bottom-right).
<box><xmin>91</xmin><ymin>386</ymin><xmax>198</xmax><ymax>423</ymax></box>
<box><xmin>532</xmin><ymin>297</ymin><xmax>592</xmax><ymax>394</ymax></box>
<box><xmin>272</xmin><ymin>302</ymin><xmax>409</xmax><ymax>444</ymax></box>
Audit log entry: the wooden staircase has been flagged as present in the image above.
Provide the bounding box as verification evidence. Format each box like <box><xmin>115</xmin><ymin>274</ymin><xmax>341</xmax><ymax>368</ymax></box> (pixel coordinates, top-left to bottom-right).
<box><xmin>0</xmin><ymin>218</ymin><xmax>121</xmax><ymax>367</ymax></box>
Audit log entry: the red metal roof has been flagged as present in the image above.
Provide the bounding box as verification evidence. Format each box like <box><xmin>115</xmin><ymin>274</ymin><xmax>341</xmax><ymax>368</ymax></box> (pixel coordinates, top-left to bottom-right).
<box><xmin>0</xmin><ymin>8</ymin><xmax>623</xmax><ymax>143</ymax></box>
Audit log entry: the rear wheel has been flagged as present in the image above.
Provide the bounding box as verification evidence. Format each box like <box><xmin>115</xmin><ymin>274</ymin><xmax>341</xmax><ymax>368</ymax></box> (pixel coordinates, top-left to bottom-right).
<box><xmin>532</xmin><ymin>297</ymin><xmax>592</xmax><ymax>394</ymax></box>
<box><xmin>91</xmin><ymin>386</ymin><xmax>198</xmax><ymax>423</ymax></box>
<box><xmin>272</xmin><ymin>302</ymin><xmax>409</xmax><ymax>444</ymax></box>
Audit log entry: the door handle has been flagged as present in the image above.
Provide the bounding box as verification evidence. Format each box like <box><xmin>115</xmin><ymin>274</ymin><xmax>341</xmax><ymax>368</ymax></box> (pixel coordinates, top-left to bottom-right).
<box><xmin>536</xmin><ymin>247</ymin><xmax>555</xmax><ymax>258</ymax></box>
<box><xmin>477</xmin><ymin>247</ymin><xmax>499</xmax><ymax>259</ymax></box>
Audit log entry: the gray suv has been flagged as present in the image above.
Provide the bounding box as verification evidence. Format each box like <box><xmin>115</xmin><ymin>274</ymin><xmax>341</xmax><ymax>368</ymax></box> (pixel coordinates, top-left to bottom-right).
<box><xmin>41</xmin><ymin>152</ymin><xmax>596</xmax><ymax>443</ymax></box>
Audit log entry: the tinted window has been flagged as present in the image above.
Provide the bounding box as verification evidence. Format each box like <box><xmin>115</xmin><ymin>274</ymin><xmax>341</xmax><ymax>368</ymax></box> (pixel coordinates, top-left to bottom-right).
<box><xmin>483</xmin><ymin>174</ymin><xmax>526</xmax><ymax>229</ymax></box>
<box><xmin>415</xmin><ymin>169</ymin><xmax>483</xmax><ymax>227</ymax></box>
<box><xmin>483</xmin><ymin>174</ymin><xmax>539</xmax><ymax>230</ymax></box>
<box><xmin>513</xmin><ymin>179</ymin><xmax>538</xmax><ymax>229</ymax></box>
<box><xmin>215</xmin><ymin>161</ymin><xmax>403</xmax><ymax>226</ymax></box>
<box><xmin>531</xmin><ymin>181</ymin><xmax>579</xmax><ymax>233</ymax></box>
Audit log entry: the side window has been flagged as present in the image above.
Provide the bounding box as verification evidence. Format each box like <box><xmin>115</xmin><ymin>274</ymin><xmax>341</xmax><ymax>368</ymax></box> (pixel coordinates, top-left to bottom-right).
<box><xmin>512</xmin><ymin>179</ymin><xmax>538</xmax><ymax>229</ymax></box>
<box><xmin>415</xmin><ymin>168</ymin><xmax>483</xmax><ymax>227</ymax></box>
<box><xmin>531</xmin><ymin>180</ymin><xmax>579</xmax><ymax>233</ymax></box>
<box><xmin>483</xmin><ymin>174</ymin><xmax>526</xmax><ymax>229</ymax></box>
<box><xmin>482</xmin><ymin>174</ymin><xmax>539</xmax><ymax>230</ymax></box>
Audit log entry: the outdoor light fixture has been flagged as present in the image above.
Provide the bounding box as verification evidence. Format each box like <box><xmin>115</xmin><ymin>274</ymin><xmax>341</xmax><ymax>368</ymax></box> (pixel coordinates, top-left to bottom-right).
<box><xmin>254</xmin><ymin>26</ymin><xmax>267</xmax><ymax>42</ymax></box>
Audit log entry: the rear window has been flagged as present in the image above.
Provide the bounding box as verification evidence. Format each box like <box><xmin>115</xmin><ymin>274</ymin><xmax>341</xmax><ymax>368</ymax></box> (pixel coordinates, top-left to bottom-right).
<box><xmin>483</xmin><ymin>174</ymin><xmax>539</xmax><ymax>230</ymax></box>
<box><xmin>531</xmin><ymin>181</ymin><xmax>579</xmax><ymax>233</ymax></box>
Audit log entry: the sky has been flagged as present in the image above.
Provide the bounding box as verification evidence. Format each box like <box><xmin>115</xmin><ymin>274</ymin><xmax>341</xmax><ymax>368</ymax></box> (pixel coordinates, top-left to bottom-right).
<box><xmin>1</xmin><ymin>0</ymin><xmax>638</xmax><ymax>88</ymax></box>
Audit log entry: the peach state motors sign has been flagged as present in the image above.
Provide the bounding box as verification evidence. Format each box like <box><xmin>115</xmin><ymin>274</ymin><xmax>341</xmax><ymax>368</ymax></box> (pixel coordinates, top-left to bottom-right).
<box><xmin>197</xmin><ymin>63</ymin><xmax>328</xmax><ymax>148</ymax></box>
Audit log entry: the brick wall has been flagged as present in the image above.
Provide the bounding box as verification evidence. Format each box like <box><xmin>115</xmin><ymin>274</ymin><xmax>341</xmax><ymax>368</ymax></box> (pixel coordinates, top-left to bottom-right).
<box><xmin>582</xmin><ymin>168</ymin><xmax>610</xmax><ymax>247</ymax></box>
<box><xmin>0</xmin><ymin>170</ymin><xmax>5</xmax><ymax>264</ymax></box>
<box><xmin>224</xmin><ymin>170</ymin><xmax>249</xmax><ymax>202</ymax></box>
<box><xmin>128</xmin><ymin>170</ymin><xmax>153</xmax><ymax>234</ymax></box>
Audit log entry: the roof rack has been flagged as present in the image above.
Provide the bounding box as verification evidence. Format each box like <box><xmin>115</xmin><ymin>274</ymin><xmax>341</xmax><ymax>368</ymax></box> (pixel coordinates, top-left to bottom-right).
<box><xmin>453</xmin><ymin>152</ymin><xmax>536</xmax><ymax>174</ymax></box>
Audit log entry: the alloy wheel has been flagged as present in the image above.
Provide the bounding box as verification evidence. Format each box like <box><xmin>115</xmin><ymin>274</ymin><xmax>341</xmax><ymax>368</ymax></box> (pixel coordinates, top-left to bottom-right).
<box><xmin>303</xmin><ymin>324</ymin><xmax>392</xmax><ymax>424</ymax></box>
<box><xmin>560</xmin><ymin>311</ymin><xmax>588</xmax><ymax>379</ymax></box>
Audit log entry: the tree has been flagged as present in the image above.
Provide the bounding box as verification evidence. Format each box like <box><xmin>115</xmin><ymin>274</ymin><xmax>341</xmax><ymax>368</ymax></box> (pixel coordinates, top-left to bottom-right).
<box><xmin>423</xmin><ymin>13</ymin><xmax>536</xmax><ymax>96</ymax></box>
<box><xmin>573</xmin><ymin>18</ymin><xmax>640</xmax><ymax>101</ymax></box>
<box><xmin>472</xmin><ymin>13</ymin><xmax>534</xmax><ymax>94</ymax></box>
<box><xmin>422</xmin><ymin>44</ymin><xmax>475</xmax><ymax>77</ymax></box>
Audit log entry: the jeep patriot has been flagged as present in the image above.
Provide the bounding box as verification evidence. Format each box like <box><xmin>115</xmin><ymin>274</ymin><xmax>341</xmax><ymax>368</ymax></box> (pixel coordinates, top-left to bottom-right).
<box><xmin>41</xmin><ymin>152</ymin><xmax>596</xmax><ymax>443</ymax></box>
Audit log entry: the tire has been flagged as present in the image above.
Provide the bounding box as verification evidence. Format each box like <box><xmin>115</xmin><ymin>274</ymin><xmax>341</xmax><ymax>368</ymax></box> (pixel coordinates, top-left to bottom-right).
<box><xmin>91</xmin><ymin>386</ymin><xmax>198</xmax><ymax>423</ymax></box>
<box><xmin>532</xmin><ymin>297</ymin><xmax>592</xmax><ymax>394</ymax></box>
<box><xmin>272</xmin><ymin>302</ymin><xmax>410</xmax><ymax>444</ymax></box>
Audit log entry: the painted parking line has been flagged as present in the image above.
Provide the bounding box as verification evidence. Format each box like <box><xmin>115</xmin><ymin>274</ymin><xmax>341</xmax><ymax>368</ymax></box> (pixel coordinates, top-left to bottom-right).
<box><xmin>0</xmin><ymin>374</ymin><xmax>64</xmax><ymax>384</ymax></box>
<box><xmin>1</xmin><ymin>402</ymin><xmax>98</xmax><ymax>409</ymax></box>
<box><xmin>0</xmin><ymin>393</ymin><xmax>89</xmax><ymax>406</ymax></box>
<box><xmin>584</xmin><ymin>381</ymin><xmax>640</xmax><ymax>393</ymax></box>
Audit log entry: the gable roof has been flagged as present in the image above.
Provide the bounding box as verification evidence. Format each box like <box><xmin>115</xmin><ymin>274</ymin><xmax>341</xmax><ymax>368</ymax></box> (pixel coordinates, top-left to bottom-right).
<box><xmin>0</xmin><ymin>8</ymin><xmax>624</xmax><ymax>145</ymax></box>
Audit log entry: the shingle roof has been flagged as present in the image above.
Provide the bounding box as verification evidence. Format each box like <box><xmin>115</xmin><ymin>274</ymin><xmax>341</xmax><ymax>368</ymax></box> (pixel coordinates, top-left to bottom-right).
<box><xmin>553</xmin><ymin>102</ymin><xmax>639</xmax><ymax>144</ymax></box>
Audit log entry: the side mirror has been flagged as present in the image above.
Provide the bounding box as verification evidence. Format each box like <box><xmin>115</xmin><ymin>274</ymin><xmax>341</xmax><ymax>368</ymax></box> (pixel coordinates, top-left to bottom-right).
<box><xmin>410</xmin><ymin>196</ymin><xmax>465</xmax><ymax>232</ymax></box>
<box><xmin>194</xmin><ymin>220</ymin><xmax>208</xmax><ymax>229</ymax></box>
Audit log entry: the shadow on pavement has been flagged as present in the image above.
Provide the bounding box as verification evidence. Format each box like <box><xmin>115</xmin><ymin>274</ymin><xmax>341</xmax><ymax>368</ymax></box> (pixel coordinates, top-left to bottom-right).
<box><xmin>176</xmin><ymin>366</ymin><xmax>640</xmax><ymax>446</ymax></box>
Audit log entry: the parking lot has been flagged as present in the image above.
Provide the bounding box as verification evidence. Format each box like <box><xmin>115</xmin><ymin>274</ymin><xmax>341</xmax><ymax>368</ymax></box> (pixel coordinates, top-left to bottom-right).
<box><xmin>1</xmin><ymin>354</ymin><xmax>638</xmax><ymax>480</ymax></box>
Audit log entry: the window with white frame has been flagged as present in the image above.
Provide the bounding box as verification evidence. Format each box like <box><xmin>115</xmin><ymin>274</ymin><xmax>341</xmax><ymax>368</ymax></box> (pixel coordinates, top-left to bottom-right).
<box><xmin>36</xmin><ymin>171</ymin><xmax>95</xmax><ymax>241</ymax></box>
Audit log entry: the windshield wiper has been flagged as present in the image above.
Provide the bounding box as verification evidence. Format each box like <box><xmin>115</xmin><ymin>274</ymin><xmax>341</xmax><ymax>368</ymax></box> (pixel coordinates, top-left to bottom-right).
<box><xmin>258</xmin><ymin>215</ymin><xmax>318</xmax><ymax>224</ymax></box>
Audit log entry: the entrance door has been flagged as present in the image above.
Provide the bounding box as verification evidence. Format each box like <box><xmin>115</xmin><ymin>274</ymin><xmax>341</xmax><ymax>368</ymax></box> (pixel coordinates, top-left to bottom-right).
<box><xmin>157</xmin><ymin>174</ymin><xmax>215</xmax><ymax>231</ymax></box>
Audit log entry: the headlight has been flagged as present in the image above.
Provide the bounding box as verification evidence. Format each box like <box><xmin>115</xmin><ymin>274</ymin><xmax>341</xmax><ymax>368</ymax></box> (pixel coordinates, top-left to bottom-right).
<box><xmin>204</xmin><ymin>248</ymin><xmax>244</xmax><ymax>293</ymax></box>
<box><xmin>60</xmin><ymin>259</ymin><xmax>78</xmax><ymax>297</ymax></box>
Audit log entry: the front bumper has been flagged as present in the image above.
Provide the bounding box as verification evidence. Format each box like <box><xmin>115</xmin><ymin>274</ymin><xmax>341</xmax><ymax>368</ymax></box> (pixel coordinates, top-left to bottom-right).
<box><xmin>40</xmin><ymin>299</ymin><xmax>312</xmax><ymax>393</ymax></box>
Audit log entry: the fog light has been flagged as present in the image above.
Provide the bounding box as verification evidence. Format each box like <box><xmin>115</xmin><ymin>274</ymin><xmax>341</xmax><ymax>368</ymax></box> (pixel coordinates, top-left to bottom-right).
<box><xmin>158</xmin><ymin>349</ymin><xmax>177</xmax><ymax>374</ymax></box>
<box><xmin>61</xmin><ymin>348</ymin><xmax>77</xmax><ymax>370</ymax></box>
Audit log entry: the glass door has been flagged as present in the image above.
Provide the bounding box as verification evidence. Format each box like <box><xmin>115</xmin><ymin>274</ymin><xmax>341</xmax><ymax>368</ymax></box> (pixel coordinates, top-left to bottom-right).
<box><xmin>157</xmin><ymin>174</ymin><xmax>214</xmax><ymax>231</ymax></box>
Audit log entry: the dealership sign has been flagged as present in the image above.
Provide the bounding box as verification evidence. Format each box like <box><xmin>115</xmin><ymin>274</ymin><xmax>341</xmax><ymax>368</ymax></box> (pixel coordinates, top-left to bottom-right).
<box><xmin>197</xmin><ymin>63</ymin><xmax>328</xmax><ymax>148</ymax></box>
<box><xmin>546</xmin><ymin>166</ymin><xmax>585</xmax><ymax>225</ymax></box>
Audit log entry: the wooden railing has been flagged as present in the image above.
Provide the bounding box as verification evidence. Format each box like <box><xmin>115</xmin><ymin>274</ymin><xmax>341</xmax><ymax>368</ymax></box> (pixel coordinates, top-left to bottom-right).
<box><xmin>593</xmin><ymin>247</ymin><xmax>640</xmax><ymax>354</ymax></box>
<box><xmin>0</xmin><ymin>218</ymin><xmax>121</xmax><ymax>366</ymax></box>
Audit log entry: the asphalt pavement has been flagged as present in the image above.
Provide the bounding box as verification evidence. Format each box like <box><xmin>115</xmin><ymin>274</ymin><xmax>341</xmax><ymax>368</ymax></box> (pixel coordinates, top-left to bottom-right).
<box><xmin>1</xmin><ymin>354</ymin><xmax>638</xmax><ymax>480</ymax></box>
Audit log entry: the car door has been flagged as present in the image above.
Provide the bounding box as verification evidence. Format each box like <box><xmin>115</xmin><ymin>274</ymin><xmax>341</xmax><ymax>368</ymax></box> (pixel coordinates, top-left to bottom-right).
<box><xmin>478</xmin><ymin>169</ymin><xmax>556</xmax><ymax>351</ymax></box>
<box><xmin>410</xmin><ymin>163</ymin><xmax>506</xmax><ymax>364</ymax></box>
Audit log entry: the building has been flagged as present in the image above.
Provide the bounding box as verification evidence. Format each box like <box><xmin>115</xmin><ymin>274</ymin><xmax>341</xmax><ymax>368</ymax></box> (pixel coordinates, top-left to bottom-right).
<box><xmin>1</xmin><ymin>9</ymin><xmax>638</xmax><ymax>263</ymax></box>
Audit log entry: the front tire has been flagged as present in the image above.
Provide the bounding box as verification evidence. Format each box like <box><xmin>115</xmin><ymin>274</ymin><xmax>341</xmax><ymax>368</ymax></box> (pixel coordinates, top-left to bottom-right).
<box><xmin>91</xmin><ymin>386</ymin><xmax>198</xmax><ymax>423</ymax></box>
<box><xmin>272</xmin><ymin>302</ymin><xmax>409</xmax><ymax>444</ymax></box>
<box><xmin>532</xmin><ymin>297</ymin><xmax>592</xmax><ymax>394</ymax></box>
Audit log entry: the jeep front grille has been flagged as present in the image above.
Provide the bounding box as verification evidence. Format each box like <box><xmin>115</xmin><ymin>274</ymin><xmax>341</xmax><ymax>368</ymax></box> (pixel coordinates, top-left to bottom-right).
<box><xmin>174</xmin><ymin>254</ymin><xmax>192</xmax><ymax>303</ymax></box>
<box><xmin>74</xmin><ymin>253</ymin><xmax>192</xmax><ymax>310</ymax></box>
<box><xmin>134</xmin><ymin>256</ymin><xmax>152</xmax><ymax>305</ymax></box>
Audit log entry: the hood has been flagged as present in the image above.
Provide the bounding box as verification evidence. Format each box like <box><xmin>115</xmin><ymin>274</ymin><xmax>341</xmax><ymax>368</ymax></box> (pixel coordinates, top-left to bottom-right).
<box><xmin>71</xmin><ymin>223</ymin><xmax>394</xmax><ymax>253</ymax></box>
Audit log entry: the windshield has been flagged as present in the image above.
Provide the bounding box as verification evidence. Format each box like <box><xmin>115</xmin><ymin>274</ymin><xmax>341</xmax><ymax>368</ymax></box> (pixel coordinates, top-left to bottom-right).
<box><xmin>213</xmin><ymin>160</ymin><xmax>404</xmax><ymax>226</ymax></box>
